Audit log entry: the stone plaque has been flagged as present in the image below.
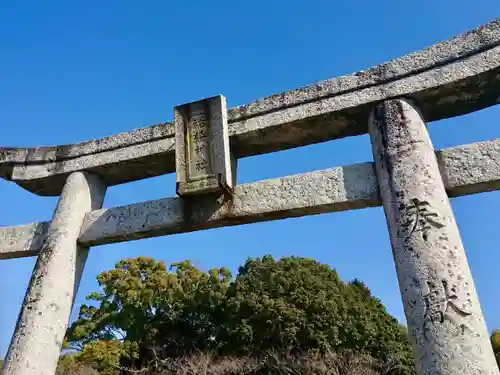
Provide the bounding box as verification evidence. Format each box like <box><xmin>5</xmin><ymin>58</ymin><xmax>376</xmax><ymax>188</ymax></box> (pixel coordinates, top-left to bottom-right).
<box><xmin>175</xmin><ymin>95</ymin><xmax>234</xmax><ymax>196</ymax></box>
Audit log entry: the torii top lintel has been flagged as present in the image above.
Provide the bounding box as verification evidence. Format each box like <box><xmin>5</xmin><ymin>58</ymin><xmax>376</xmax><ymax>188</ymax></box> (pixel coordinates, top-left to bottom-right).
<box><xmin>1</xmin><ymin>18</ymin><xmax>500</xmax><ymax>196</ymax></box>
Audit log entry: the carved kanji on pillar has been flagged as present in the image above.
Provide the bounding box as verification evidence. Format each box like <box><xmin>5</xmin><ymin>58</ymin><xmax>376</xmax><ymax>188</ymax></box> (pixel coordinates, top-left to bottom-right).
<box><xmin>2</xmin><ymin>18</ymin><xmax>500</xmax><ymax>375</ymax></box>
<box><xmin>368</xmin><ymin>98</ymin><xmax>499</xmax><ymax>375</ymax></box>
<box><xmin>422</xmin><ymin>278</ymin><xmax>472</xmax><ymax>340</ymax></box>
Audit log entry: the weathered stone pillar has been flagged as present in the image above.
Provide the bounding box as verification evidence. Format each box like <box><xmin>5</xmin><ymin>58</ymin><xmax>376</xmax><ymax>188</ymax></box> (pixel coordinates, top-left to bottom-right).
<box><xmin>3</xmin><ymin>172</ymin><xmax>106</xmax><ymax>375</ymax></box>
<box><xmin>368</xmin><ymin>98</ymin><xmax>499</xmax><ymax>375</ymax></box>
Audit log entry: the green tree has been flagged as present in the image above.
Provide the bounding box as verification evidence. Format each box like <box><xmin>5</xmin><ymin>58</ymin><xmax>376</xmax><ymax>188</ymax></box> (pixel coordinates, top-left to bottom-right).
<box><xmin>66</xmin><ymin>255</ymin><xmax>414</xmax><ymax>374</ymax></box>
<box><xmin>76</xmin><ymin>340</ymin><xmax>122</xmax><ymax>374</ymax></box>
<box><xmin>66</xmin><ymin>256</ymin><xmax>231</xmax><ymax>369</ymax></box>
<box><xmin>56</xmin><ymin>354</ymin><xmax>98</xmax><ymax>375</ymax></box>
<box><xmin>492</xmin><ymin>330</ymin><xmax>500</xmax><ymax>369</ymax></box>
<box><xmin>220</xmin><ymin>255</ymin><xmax>414</xmax><ymax>374</ymax></box>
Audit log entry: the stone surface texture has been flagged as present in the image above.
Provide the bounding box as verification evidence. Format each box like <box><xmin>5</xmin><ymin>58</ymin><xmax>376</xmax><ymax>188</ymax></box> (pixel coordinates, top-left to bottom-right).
<box><xmin>228</xmin><ymin>19</ymin><xmax>500</xmax><ymax>121</ymax></box>
<box><xmin>1</xmin><ymin>17</ymin><xmax>499</xmax><ymax>375</ymax></box>
<box><xmin>368</xmin><ymin>99</ymin><xmax>499</xmax><ymax>375</ymax></box>
<box><xmin>175</xmin><ymin>95</ymin><xmax>234</xmax><ymax>196</ymax></box>
<box><xmin>0</xmin><ymin>222</ymin><xmax>49</xmax><ymax>259</ymax></box>
<box><xmin>2</xmin><ymin>137</ymin><xmax>500</xmax><ymax>258</ymax></box>
<box><xmin>78</xmin><ymin>162</ymin><xmax>379</xmax><ymax>246</ymax></box>
<box><xmin>3</xmin><ymin>172</ymin><xmax>106</xmax><ymax>375</ymax></box>
<box><xmin>1</xmin><ymin>18</ymin><xmax>500</xmax><ymax>196</ymax></box>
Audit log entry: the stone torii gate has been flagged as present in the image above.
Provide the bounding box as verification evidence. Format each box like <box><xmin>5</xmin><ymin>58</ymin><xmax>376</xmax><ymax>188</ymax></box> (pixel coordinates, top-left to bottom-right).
<box><xmin>1</xmin><ymin>19</ymin><xmax>500</xmax><ymax>375</ymax></box>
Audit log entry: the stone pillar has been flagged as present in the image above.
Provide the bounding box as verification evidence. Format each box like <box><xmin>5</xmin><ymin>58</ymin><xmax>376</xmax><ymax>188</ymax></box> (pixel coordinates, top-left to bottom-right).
<box><xmin>3</xmin><ymin>172</ymin><xmax>106</xmax><ymax>375</ymax></box>
<box><xmin>368</xmin><ymin>98</ymin><xmax>499</xmax><ymax>375</ymax></box>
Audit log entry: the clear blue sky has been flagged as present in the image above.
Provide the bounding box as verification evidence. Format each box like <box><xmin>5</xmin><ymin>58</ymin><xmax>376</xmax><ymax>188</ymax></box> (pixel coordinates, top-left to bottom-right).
<box><xmin>1</xmin><ymin>0</ymin><xmax>500</xmax><ymax>357</ymax></box>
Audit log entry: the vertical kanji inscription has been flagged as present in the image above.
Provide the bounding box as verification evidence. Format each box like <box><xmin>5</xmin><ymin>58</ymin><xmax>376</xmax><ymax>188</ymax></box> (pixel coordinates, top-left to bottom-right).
<box><xmin>368</xmin><ymin>98</ymin><xmax>499</xmax><ymax>375</ymax></box>
<box><xmin>187</xmin><ymin>106</ymin><xmax>212</xmax><ymax>179</ymax></box>
<box><xmin>175</xmin><ymin>95</ymin><xmax>235</xmax><ymax>196</ymax></box>
<box><xmin>403</xmin><ymin>198</ymin><xmax>445</xmax><ymax>242</ymax></box>
<box><xmin>423</xmin><ymin>278</ymin><xmax>472</xmax><ymax>340</ymax></box>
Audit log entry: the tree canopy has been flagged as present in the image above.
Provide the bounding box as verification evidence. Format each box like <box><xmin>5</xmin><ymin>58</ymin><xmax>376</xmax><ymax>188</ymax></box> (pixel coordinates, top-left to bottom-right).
<box><xmin>64</xmin><ymin>255</ymin><xmax>416</xmax><ymax>374</ymax></box>
<box><xmin>492</xmin><ymin>330</ymin><xmax>500</xmax><ymax>368</ymax></box>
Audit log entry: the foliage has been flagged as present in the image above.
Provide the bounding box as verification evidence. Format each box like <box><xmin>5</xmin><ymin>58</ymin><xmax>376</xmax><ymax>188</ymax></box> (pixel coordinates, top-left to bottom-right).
<box><xmin>220</xmin><ymin>256</ymin><xmax>413</xmax><ymax>366</ymax></box>
<box><xmin>66</xmin><ymin>256</ymin><xmax>231</xmax><ymax>369</ymax></box>
<box><xmin>56</xmin><ymin>355</ymin><xmax>98</xmax><ymax>375</ymax></box>
<box><xmin>492</xmin><ymin>330</ymin><xmax>500</xmax><ymax>368</ymax></box>
<box><xmin>76</xmin><ymin>340</ymin><xmax>122</xmax><ymax>374</ymax></box>
<box><xmin>65</xmin><ymin>255</ymin><xmax>415</xmax><ymax>374</ymax></box>
<box><xmin>139</xmin><ymin>349</ymin><xmax>384</xmax><ymax>375</ymax></box>
<box><xmin>56</xmin><ymin>350</ymin><xmax>402</xmax><ymax>375</ymax></box>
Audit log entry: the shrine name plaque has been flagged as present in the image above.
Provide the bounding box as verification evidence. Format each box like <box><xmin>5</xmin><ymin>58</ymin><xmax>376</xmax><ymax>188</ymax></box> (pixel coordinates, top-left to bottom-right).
<box><xmin>175</xmin><ymin>95</ymin><xmax>234</xmax><ymax>196</ymax></box>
